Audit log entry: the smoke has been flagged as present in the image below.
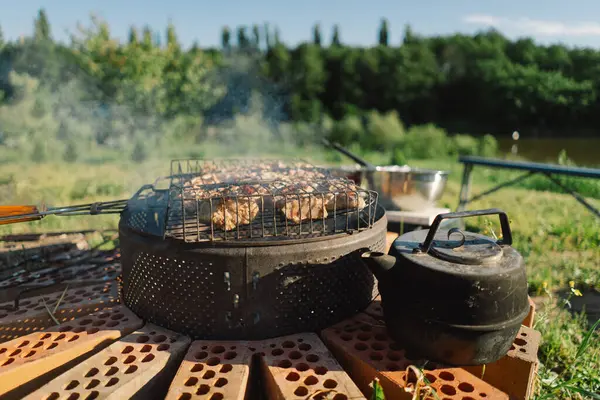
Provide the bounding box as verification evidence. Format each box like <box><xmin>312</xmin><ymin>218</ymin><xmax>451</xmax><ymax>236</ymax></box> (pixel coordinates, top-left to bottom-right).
<box><xmin>0</xmin><ymin>23</ymin><xmax>333</xmax><ymax>213</ymax></box>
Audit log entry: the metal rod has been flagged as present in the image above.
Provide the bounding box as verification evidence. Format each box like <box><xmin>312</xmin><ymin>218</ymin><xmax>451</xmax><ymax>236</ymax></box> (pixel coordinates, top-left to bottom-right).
<box><xmin>468</xmin><ymin>171</ymin><xmax>536</xmax><ymax>203</ymax></box>
<box><xmin>0</xmin><ymin>200</ymin><xmax>128</xmax><ymax>223</ymax></box>
<box><xmin>457</xmin><ymin>164</ymin><xmax>473</xmax><ymax>212</ymax></box>
<box><xmin>543</xmin><ymin>173</ymin><xmax>600</xmax><ymax>218</ymax></box>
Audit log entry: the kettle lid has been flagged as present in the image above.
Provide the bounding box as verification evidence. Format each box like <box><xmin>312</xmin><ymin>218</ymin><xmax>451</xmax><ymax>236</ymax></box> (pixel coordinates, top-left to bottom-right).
<box><xmin>394</xmin><ymin>208</ymin><xmax>513</xmax><ymax>267</ymax></box>
<box><xmin>421</xmin><ymin>228</ymin><xmax>502</xmax><ymax>265</ymax></box>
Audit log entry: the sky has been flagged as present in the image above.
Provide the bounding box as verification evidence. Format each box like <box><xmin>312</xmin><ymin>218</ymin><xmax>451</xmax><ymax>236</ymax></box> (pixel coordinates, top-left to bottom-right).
<box><xmin>2</xmin><ymin>0</ymin><xmax>600</xmax><ymax>49</ymax></box>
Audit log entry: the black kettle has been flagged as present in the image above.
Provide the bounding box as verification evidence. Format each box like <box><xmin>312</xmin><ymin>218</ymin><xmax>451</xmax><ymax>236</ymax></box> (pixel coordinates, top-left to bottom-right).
<box><xmin>361</xmin><ymin>209</ymin><xmax>530</xmax><ymax>366</ymax></box>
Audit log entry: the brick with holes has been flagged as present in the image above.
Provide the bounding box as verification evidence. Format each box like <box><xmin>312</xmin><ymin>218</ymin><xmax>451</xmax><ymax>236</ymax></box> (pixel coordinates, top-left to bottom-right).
<box><xmin>0</xmin><ymin>281</ymin><xmax>120</xmax><ymax>343</ymax></box>
<box><xmin>0</xmin><ymin>305</ymin><xmax>142</xmax><ymax>398</ymax></box>
<box><xmin>165</xmin><ymin>340</ymin><xmax>254</xmax><ymax>400</ymax></box>
<box><xmin>521</xmin><ymin>297</ymin><xmax>536</xmax><ymax>328</ymax></box>
<box><xmin>320</xmin><ymin>313</ymin><xmax>509</xmax><ymax>400</ymax></box>
<box><xmin>258</xmin><ymin>333</ymin><xmax>365</xmax><ymax>400</ymax></box>
<box><xmin>23</xmin><ymin>323</ymin><xmax>190</xmax><ymax>400</ymax></box>
<box><xmin>463</xmin><ymin>325</ymin><xmax>541</xmax><ymax>400</ymax></box>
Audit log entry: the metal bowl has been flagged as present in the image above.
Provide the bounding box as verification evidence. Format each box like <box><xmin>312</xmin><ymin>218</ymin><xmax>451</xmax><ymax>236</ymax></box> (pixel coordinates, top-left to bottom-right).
<box><xmin>328</xmin><ymin>164</ymin><xmax>449</xmax><ymax>211</ymax></box>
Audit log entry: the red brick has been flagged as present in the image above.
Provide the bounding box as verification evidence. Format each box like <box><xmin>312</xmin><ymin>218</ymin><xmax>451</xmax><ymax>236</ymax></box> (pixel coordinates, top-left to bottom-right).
<box><xmin>166</xmin><ymin>340</ymin><xmax>253</xmax><ymax>400</ymax></box>
<box><xmin>0</xmin><ymin>281</ymin><xmax>119</xmax><ymax>343</ymax></box>
<box><xmin>24</xmin><ymin>323</ymin><xmax>191</xmax><ymax>400</ymax></box>
<box><xmin>0</xmin><ymin>305</ymin><xmax>142</xmax><ymax>398</ymax></box>
<box><xmin>522</xmin><ymin>297</ymin><xmax>536</xmax><ymax>328</ymax></box>
<box><xmin>259</xmin><ymin>333</ymin><xmax>365</xmax><ymax>400</ymax></box>
<box><xmin>463</xmin><ymin>325</ymin><xmax>541</xmax><ymax>400</ymax></box>
<box><xmin>321</xmin><ymin>313</ymin><xmax>509</xmax><ymax>399</ymax></box>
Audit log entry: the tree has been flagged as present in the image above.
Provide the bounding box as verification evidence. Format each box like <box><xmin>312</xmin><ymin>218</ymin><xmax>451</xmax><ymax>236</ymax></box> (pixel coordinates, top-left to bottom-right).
<box><xmin>252</xmin><ymin>24</ymin><xmax>260</xmax><ymax>49</ymax></box>
<box><xmin>128</xmin><ymin>26</ymin><xmax>139</xmax><ymax>45</ymax></box>
<box><xmin>221</xmin><ymin>26</ymin><xmax>231</xmax><ymax>50</ymax></box>
<box><xmin>166</xmin><ymin>22</ymin><xmax>179</xmax><ymax>51</ymax></box>
<box><xmin>237</xmin><ymin>26</ymin><xmax>249</xmax><ymax>50</ymax></box>
<box><xmin>142</xmin><ymin>26</ymin><xmax>153</xmax><ymax>49</ymax></box>
<box><xmin>378</xmin><ymin>18</ymin><xmax>389</xmax><ymax>46</ymax></box>
<box><xmin>34</xmin><ymin>8</ymin><xmax>51</xmax><ymax>41</ymax></box>
<box><xmin>264</xmin><ymin>23</ymin><xmax>272</xmax><ymax>49</ymax></box>
<box><xmin>0</xmin><ymin>24</ymin><xmax>4</xmax><ymax>48</ymax></box>
<box><xmin>273</xmin><ymin>27</ymin><xmax>281</xmax><ymax>45</ymax></box>
<box><xmin>331</xmin><ymin>25</ymin><xmax>341</xmax><ymax>46</ymax></box>
<box><xmin>289</xmin><ymin>44</ymin><xmax>326</xmax><ymax>121</ymax></box>
<box><xmin>403</xmin><ymin>24</ymin><xmax>415</xmax><ymax>45</ymax></box>
<box><xmin>312</xmin><ymin>23</ymin><xmax>322</xmax><ymax>46</ymax></box>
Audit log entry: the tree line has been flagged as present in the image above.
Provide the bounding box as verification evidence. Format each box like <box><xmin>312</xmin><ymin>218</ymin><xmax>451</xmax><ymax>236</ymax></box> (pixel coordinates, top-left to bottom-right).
<box><xmin>0</xmin><ymin>9</ymin><xmax>599</xmax><ymax>141</ymax></box>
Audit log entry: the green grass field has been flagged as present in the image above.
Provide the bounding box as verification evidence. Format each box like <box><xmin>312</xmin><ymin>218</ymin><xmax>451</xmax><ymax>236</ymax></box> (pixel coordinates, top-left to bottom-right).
<box><xmin>0</xmin><ymin>156</ymin><xmax>598</xmax><ymax>398</ymax></box>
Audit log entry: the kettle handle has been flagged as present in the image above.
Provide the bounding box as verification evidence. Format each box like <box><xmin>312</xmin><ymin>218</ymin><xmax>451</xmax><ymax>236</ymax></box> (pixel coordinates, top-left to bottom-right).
<box><xmin>417</xmin><ymin>208</ymin><xmax>513</xmax><ymax>254</ymax></box>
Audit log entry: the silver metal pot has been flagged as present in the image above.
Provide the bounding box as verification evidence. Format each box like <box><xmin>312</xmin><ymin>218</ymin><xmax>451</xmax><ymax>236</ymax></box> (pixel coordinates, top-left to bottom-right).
<box><xmin>329</xmin><ymin>164</ymin><xmax>449</xmax><ymax>211</ymax></box>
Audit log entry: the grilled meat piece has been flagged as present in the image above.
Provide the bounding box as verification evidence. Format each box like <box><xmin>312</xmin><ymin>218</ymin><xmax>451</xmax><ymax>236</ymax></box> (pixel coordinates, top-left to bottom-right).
<box><xmin>189</xmin><ymin>184</ymin><xmax>265</xmax><ymax>231</ymax></box>
<box><xmin>279</xmin><ymin>195</ymin><xmax>328</xmax><ymax>224</ymax></box>
<box><xmin>211</xmin><ymin>198</ymin><xmax>260</xmax><ymax>231</ymax></box>
<box><xmin>274</xmin><ymin>182</ymin><xmax>332</xmax><ymax>224</ymax></box>
<box><xmin>325</xmin><ymin>182</ymin><xmax>367</xmax><ymax>211</ymax></box>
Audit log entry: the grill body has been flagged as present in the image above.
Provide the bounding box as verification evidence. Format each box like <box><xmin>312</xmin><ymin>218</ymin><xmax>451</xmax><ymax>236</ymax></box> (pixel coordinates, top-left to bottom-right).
<box><xmin>119</xmin><ymin>206</ymin><xmax>387</xmax><ymax>340</ymax></box>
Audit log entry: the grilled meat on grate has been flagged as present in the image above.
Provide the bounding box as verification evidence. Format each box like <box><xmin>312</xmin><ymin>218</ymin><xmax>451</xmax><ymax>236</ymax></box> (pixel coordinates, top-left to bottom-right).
<box><xmin>326</xmin><ymin>182</ymin><xmax>367</xmax><ymax>211</ymax></box>
<box><xmin>190</xmin><ymin>184</ymin><xmax>266</xmax><ymax>231</ymax></box>
<box><xmin>274</xmin><ymin>182</ymin><xmax>334</xmax><ymax>224</ymax></box>
<box><xmin>174</xmin><ymin>160</ymin><xmax>370</xmax><ymax>232</ymax></box>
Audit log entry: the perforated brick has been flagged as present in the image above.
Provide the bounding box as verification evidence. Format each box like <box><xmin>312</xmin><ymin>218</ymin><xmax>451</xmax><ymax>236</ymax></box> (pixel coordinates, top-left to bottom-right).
<box><xmin>166</xmin><ymin>340</ymin><xmax>253</xmax><ymax>400</ymax></box>
<box><xmin>259</xmin><ymin>333</ymin><xmax>365</xmax><ymax>400</ymax></box>
<box><xmin>24</xmin><ymin>323</ymin><xmax>191</xmax><ymax>400</ymax></box>
<box><xmin>0</xmin><ymin>305</ymin><xmax>143</xmax><ymax>398</ymax></box>
<box><xmin>522</xmin><ymin>297</ymin><xmax>536</xmax><ymax>328</ymax></box>
<box><xmin>464</xmin><ymin>325</ymin><xmax>541</xmax><ymax>399</ymax></box>
<box><xmin>0</xmin><ymin>281</ymin><xmax>120</xmax><ymax>343</ymax></box>
<box><xmin>321</xmin><ymin>313</ymin><xmax>509</xmax><ymax>400</ymax></box>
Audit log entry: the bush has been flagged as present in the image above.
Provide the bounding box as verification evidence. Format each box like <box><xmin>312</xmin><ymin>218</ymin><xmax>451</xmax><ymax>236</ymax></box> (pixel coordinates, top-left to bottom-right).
<box><xmin>401</xmin><ymin>124</ymin><xmax>451</xmax><ymax>159</ymax></box>
<box><xmin>452</xmin><ymin>134</ymin><xmax>480</xmax><ymax>156</ymax></box>
<box><xmin>131</xmin><ymin>140</ymin><xmax>148</xmax><ymax>162</ymax></box>
<box><xmin>56</xmin><ymin>120</ymin><xmax>70</xmax><ymax>140</ymax></box>
<box><xmin>30</xmin><ymin>98</ymin><xmax>48</xmax><ymax>119</ymax></box>
<box><xmin>63</xmin><ymin>140</ymin><xmax>78</xmax><ymax>162</ymax></box>
<box><xmin>329</xmin><ymin>114</ymin><xmax>364</xmax><ymax>146</ymax></box>
<box><xmin>31</xmin><ymin>141</ymin><xmax>47</xmax><ymax>162</ymax></box>
<box><xmin>390</xmin><ymin>147</ymin><xmax>407</xmax><ymax>165</ymax></box>
<box><xmin>479</xmin><ymin>134</ymin><xmax>498</xmax><ymax>157</ymax></box>
<box><xmin>363</xmin><ymin>110</ymin><xmax>405</xmax><ymax>151</ymax></box>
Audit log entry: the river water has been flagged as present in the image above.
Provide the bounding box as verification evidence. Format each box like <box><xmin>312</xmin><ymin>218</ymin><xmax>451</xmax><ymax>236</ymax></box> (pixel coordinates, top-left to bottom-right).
<box><xmin>497</xmin><ymin>138</ymin><xmax>600</xmax><ymax>167</ymax></box>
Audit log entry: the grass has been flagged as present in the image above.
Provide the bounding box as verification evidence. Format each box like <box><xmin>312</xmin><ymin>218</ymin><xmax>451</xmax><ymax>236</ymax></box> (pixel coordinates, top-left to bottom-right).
<box><xmin>0</xmin><ymin>156</ymin><xmax>598</xmax><ymax>399</ymax></box>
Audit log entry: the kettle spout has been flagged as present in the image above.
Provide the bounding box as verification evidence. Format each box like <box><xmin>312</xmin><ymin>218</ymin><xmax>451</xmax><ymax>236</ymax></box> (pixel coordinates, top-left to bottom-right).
<box><xmin>361</xmin><ymin>251</ymin><xmax>396</xmax><ymax>279</ymax></box>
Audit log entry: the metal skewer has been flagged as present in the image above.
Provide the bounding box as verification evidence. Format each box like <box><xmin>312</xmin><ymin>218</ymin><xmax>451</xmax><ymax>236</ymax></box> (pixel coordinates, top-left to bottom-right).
<box><xmin>0</xmin><ymin>200</ymin><xmax>129</xmax><ymax>225</ymax></box>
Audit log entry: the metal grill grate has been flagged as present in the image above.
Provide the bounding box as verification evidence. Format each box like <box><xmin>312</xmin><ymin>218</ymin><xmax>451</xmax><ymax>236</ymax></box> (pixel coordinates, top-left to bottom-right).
<box><xmin>164</xmin><ymin>159</ymin><xmax>378</xmax><ymax>242</ymax></box>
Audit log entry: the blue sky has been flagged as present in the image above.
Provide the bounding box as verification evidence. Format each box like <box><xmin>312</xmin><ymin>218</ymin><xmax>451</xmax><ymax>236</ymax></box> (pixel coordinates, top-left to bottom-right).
<box><xmin>2</xmin><ymin>0</ymin><xmax>600</xmax><ymax>48</ymax></box>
